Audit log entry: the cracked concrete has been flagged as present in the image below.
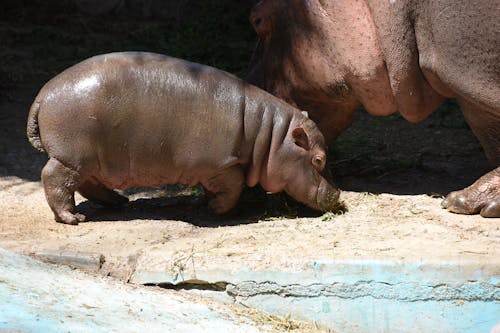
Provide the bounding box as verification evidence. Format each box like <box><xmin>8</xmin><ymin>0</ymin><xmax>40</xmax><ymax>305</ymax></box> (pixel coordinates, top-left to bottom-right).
<box><xmin>226</xmin><ymin>280</ymin><xmax>499</xmax><ymax>302</ymax></box>
<box><xmin>31</xmin><ymin>249</ymin><xmax>499</xmax><ymax>303</ymax></box>
<box><xmin>136</xmin><ymin>259</ymin><xmax>499</xmax><ymax>332</ymax></box>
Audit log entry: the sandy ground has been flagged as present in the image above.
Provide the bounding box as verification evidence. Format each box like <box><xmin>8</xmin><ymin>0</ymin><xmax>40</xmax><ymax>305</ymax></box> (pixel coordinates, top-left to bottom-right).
<box><xmin>1</xmin><ymin>88</ymin><xmax>499</xmax><ymax>280</ymax></box>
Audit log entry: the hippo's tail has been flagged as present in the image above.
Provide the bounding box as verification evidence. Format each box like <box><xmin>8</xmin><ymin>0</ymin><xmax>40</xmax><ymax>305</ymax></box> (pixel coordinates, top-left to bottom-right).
<box><xmin>27</xmin><ymin>100</ymin><xmax>45</xmax><ymax>152</ymax></box>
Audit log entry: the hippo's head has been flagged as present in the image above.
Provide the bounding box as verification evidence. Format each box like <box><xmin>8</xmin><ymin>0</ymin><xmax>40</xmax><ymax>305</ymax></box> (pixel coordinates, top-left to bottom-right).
<box><xmin>248</xmin><ymin>0</ymin><xmax>394</xmax><ymax>142</ymax></box>
<box><xmin>256</xmin><ymin>111</ymin><xmax>340</xmax><ymax>212</ymax></box>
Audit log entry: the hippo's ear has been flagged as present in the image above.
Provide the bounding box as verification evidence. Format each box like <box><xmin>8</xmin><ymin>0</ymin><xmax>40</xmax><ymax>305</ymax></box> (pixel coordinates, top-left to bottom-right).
<box><xmin>292</xmin><ymin>127</ymin><xmax>310</xmax><ymax>150</ymax></box>
<box><xmin>250</xmin><ymin>1</ymin><xmax>272</xmax><ymax>37</ymax></box>
<box><xmin>301</xmin><ymin>111</ymin><xmax>309</xmax><ymax>118</ymax></box>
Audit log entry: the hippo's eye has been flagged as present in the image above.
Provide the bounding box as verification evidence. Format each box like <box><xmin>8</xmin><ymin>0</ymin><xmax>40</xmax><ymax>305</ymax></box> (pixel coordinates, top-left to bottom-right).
<box><xmin>312</xmin><ymin>155</ymin><xmax>325</xmax><ymax>170</ymax></box>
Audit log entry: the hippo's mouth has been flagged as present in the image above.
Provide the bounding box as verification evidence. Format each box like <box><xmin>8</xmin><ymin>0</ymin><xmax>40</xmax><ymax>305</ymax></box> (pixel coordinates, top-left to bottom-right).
<box><xmin>315</xmin><ymin>180</ymin><xmax>340</xmax><ymax>212</ymax></box>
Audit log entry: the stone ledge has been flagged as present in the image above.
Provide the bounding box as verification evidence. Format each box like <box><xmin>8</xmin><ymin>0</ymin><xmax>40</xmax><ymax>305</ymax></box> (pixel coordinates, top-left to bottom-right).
<box><xmin>131</xmin><ymin>258</ymin><xmax>500</xmax><ymax>333</ymax></box>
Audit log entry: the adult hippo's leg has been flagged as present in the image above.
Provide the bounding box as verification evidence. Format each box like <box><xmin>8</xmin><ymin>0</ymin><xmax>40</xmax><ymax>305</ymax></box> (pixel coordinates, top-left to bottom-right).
<box><xmin>443</xmin><ymin>169</ymin><xmax>500</xmax><ymax>217</ymax></box>
<box><xmin>78</xmin><ymin>180</ymin><xmax>129</xmax><ymax>207</ymax></box>
<box><xmin>203</xmin><ymin>166</ymin><xmax>245</xmax><ymax>215</ymax></box>
<box><xmin>41</xmin><ymin>158</ymin><xmax>86</xmax><ymax>224</ymax></box>
<box><xmin>442</xmin><ymin>101</ymin><xmax>500</xmax><ymax>218</ymax></box>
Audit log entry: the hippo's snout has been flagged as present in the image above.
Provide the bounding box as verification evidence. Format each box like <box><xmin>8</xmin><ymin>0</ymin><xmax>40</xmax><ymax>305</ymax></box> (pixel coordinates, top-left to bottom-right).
<box><xmin>316</xmin><ymin>178</ymin><xmax>340</xmax><ymax>212</ymax></box>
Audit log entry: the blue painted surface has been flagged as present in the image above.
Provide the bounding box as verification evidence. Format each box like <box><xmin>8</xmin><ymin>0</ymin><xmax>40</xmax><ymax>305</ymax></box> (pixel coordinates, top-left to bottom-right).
<box><xmin>134</xmin><ymin>259</ymin><xmax>500</xmax><ymax>289</ymax></box>
<box><xmin>133</xmin><ymin>258</ymin><xmax>500</xmax><ymax>332</ymax></box>
<box><xmin>0</xmin><ymin>248</ymin><xmax>265</xmax><ymax>333</ymax></box>
<box><xmin>239</xmin><ymin>295</ymin><xmax>499</xmax><ymax>333</ymax></box>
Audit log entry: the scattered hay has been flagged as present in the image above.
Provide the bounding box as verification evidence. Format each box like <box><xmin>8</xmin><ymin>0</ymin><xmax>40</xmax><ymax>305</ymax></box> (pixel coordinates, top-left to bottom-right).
<box><xmin>232</xmin><ymin>303</ymin><xmax>335</xmax><ymax>333</ymax></box>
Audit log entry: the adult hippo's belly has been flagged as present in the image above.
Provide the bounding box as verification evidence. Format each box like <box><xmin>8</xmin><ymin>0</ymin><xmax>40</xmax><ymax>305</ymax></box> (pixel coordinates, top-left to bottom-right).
<box><xmin>247</xmin><ymin>0</ymin><xmax>499</xmax><ymax>218</ymax></box>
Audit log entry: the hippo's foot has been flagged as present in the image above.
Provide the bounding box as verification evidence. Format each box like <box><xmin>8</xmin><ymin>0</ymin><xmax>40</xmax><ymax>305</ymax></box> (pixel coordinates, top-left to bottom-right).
<box><xmin>42</xmin><ymin>158</ymin><xmax>85</xmax><ymax>225</ymax></box>
<box><xmin>206</xmin><ymin>185</ymin><xmax>244</xmax><ymax>215</ymax></box>
<box><xmin>204</xmin><ymin>167</ymin><xmax>244</xmax><ymax>215</ymax></box>
<box><xmin>208</xmin><ymin>192</ymin><xmax>239</xmax><ymax>215</ymax></box>
<box><xmin>55</xmin><ymin>212</ymin><xmax>86</xmax><ymax>225</ymax></box>
<box><xmin>441</xmin><ymin>167</ymin><xmax>500</xmax><ymax>218</ymax></box>
<box><xmin>78</xmin><ymin>180</ymin><xmax>129</xmax><ymax>207</ymax></box>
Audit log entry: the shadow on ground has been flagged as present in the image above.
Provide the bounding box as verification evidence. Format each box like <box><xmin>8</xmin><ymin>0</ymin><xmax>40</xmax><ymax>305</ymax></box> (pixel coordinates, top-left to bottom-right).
<box><xmin>76</xmin><ymin>189</ymin><xmax>323</xmax><ymax>227</ymax></box>
<box><xmin>330</xmin><ymin>104</ymin><xmax>490</xmax><ymax>196</ymax></box>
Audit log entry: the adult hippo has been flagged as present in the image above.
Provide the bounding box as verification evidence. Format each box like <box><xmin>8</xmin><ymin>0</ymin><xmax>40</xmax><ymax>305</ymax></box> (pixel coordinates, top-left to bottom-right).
<box><xmin>248</xmin><ymin>0</ymin><xmax>499</xmax><ymax>217</ymax></box>
<box><xmin>27</xmin><ymin>52</ymin><xmax>339</xmax><ymax>224</ymax></box>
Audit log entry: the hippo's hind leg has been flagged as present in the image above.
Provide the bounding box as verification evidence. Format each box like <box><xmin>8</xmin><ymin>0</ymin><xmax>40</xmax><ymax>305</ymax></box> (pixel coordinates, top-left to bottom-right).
<box><xmin>41</xmin><ymin>158</ymin><xmax>86</xmax><ymax>225</ymax></box>
<box><xmin>441</xmin><ymin>100</ymin><xmax>500</xmax><ymax>218</ymax></box>
<box><xmin>203</xmin><ymin>166</ymin><xmax>244</xmax><ymax>214</ymax></box>
<box><xmin>78</xmin><ymin>180</ymin><xmax>128</xmax><ymax>207</ymax></box>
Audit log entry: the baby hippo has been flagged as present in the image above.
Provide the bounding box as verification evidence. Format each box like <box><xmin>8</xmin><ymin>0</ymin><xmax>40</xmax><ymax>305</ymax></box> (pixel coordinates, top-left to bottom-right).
<box><xmin>27</xmin><ymin>52</ymin><xmax>340</xmax><ymax>224</ymax></box>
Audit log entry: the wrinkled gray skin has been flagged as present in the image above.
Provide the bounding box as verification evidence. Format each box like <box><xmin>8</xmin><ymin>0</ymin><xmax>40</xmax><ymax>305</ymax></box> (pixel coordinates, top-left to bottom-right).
<box><xmin>248</xmin><ymin>0</ymin><xmax>499</xmax><ymax>217</ymax></box>
<box><xmin>27</xmin><ymin>52</ymin><xmax>339</xmax><ymax>225</ymax></box>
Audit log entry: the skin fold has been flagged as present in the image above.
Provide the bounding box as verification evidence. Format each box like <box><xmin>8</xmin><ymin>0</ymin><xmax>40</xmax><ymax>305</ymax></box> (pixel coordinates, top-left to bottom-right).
<box><xmin>248</xmin><ymin>0</ymin><xmax>499</xmax><ymax>217</ymax></box>
<box><xmin>27</xmin><ymin>52</ymin><xmax>339</xmax><ymax>225</ymax></box>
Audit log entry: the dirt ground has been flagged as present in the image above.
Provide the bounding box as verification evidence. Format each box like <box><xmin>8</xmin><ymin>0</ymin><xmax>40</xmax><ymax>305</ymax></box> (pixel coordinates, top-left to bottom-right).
<box><xmin>1</xmin><ymin>87</ymin><xmax>499</xmax><ymax>280</ymax></box>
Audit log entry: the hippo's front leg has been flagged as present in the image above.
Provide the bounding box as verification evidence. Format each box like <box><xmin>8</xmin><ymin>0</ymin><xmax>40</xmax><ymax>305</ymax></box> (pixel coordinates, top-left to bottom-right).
<box><xmin>441</xmin><ymin>100</ymin><xmax>500</xmax><ymax>218</ymax></box>
<box><xmin>442</xmin><ymin>167</ymin><xmax>500</xmax><ymax>217</ymax></box>
<box><xmin>203</xmin><ymin>166</ymin><xmax>245</xmax><ymax>214</ymax></box>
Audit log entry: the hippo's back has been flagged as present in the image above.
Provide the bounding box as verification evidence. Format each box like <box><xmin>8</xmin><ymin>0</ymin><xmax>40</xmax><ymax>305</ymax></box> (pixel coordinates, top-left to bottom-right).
<box><xmin>35</xmin><ymin>52</ymin><xmax>247</xmax><ymax>188</ymax></box>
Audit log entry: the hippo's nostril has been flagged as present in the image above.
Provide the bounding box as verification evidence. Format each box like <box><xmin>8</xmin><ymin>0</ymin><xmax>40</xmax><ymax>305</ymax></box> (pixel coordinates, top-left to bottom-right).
<box><xmin>316</xmin><ymin>182</ymin><xmax>341</xmax><ymax>212</ymax></box>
